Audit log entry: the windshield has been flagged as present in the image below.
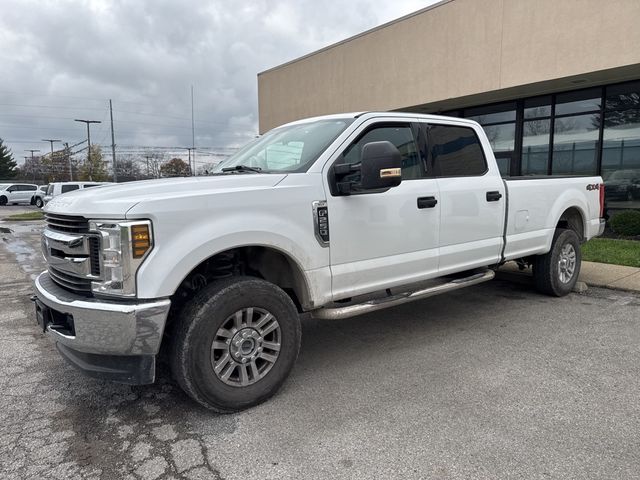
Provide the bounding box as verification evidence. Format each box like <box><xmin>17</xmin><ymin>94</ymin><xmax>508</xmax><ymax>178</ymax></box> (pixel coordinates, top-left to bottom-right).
<box><xmin>213</xmin><ymin>118</ymin><xmax>354</xmax><ymax>173</ymax></box>
<box><xmin>0</xmin><ymin>184</ymin><xmax>8</xmax><ymax>191</ymax></box>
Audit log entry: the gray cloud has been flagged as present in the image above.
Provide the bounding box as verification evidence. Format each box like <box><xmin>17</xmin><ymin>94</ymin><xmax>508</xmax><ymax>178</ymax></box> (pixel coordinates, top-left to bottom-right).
<box><xmin>0</xmin><ymin>0</ymin><xmax>434</xmax><ymax>169</ymax></box>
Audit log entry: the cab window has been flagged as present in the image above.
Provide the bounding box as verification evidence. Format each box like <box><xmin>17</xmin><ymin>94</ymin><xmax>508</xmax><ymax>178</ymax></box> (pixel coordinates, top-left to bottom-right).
<box><xmin>428</xmin><ymin>124</ymin><xmax>488</xmax><ymax>177</ymax></box>
<box><xmin>342</xmin><ymin>124</ymin><xmax>424</xmax><ymax>180</ymax></box>
<box><xmin>61</xmin><ymin>184</ymin><xmax>80</xmax><ymax>193</ymax></box>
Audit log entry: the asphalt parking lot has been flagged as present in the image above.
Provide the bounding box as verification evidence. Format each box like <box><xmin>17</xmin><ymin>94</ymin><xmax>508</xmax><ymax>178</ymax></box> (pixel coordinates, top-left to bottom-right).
<box><xmin>1</xmin><ymin>205</ymin><xmax>639</xmax><ymax>480</ymax></box>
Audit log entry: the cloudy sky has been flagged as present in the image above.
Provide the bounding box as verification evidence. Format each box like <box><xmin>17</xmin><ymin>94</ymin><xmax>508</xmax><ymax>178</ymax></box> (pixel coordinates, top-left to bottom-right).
<box><xmin>0</xmin><ymin>0</ymin><xmax>437</xmax><ymax>170</ymax></box>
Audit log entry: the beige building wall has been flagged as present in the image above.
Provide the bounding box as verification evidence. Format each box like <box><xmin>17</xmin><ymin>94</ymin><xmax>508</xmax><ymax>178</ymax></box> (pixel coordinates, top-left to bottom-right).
<box><xmin>258</xmin><ymin>0</ymin><xmax>640</xmax><ymax>132</ymax></box>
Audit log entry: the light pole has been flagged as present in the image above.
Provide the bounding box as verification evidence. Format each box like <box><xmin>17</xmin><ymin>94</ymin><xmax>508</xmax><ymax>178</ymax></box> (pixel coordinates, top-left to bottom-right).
<box><xmin>75</xmin><ymin>119</ymin><xmax>101</xmax><ymax>180</ymax></box>
<box><xmin>42</xmin><ymin>139</ymin><xmax>61</xmax><ymax>180</ymax></box>
<box><xmin>182</xmin><ymin>147</ymin><xmax>195</xmax><ymax>175</ymax></box>
<box><xmin>25</xmin><ymin>149</ymin><xmax>40</xmax><ymax>181</ymax></box>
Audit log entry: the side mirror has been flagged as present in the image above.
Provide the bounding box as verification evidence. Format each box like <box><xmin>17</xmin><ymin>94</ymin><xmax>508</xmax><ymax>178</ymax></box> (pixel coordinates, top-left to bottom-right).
<box><xmin>359</xmin><ymin>141</ymin><xmax>402</xmax><ymax>190</ymax></box>
<box><xmin>333</xmin><ymin>141</ymin><xmax>402</xmax><ymax>195</ymax></box>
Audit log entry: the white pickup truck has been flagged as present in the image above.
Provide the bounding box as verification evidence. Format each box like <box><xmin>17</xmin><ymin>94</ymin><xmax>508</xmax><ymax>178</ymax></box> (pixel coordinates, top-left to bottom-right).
<box><xmin>33</xmin><ymin>112</ymin><xmax>605</xmax><ymax>412</ymax></box>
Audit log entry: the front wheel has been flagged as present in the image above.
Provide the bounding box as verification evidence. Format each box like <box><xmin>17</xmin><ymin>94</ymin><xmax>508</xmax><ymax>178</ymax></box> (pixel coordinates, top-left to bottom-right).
<box><xmin>0</xmin><ymin>196</ymin><xmax>6</xmax><ymax>206</ymax></box>
<box><xmin>35</xmin><ymin>197</ymin><xmax>44</xmax><ymax>208</ymax></box>
<box><xmin>170</xmin><ymin>276</ymin><xmax>301</xmax><ymax>412</ymax></box>
<box><xmin>532</xmin><ymin>229</ymin><xmax>581</xmax><ymax>296</ymax></box>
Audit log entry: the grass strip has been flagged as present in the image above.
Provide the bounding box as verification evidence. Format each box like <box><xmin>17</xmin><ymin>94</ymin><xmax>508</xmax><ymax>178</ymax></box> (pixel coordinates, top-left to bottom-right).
<box><xmin>582</xmin><ymin>238</ymin><xmax>640</xmax><ymax>268</ymax></box>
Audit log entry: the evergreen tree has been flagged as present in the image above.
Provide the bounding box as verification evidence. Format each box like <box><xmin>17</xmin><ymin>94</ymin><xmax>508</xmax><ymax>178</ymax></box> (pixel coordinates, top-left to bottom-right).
<box><xmin>0</xmin><ymin>138</ymin><xmax>18</xmax><ymax>179</ymax></box>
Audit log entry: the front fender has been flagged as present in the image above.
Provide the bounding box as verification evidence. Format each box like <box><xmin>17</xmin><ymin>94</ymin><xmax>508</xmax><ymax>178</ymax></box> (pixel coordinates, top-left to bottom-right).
<box><xmin>131</xmin><ymin>198</ymin><xmax>329</xmax><ymax>300</ymax></box>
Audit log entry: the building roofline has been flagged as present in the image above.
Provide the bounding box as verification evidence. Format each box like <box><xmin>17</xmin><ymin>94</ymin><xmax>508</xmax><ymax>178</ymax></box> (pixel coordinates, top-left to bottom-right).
<box><xmin>258</xmin><ymin>0</ymin><xmax>454</xmax><ymax>76</ymax></box>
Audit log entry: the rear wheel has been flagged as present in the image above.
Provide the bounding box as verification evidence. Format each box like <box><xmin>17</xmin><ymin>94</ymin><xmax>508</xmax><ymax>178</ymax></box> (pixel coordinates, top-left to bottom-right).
<box><xmin>532</xmin><ymin>229</ymin><xmax>581</xmax><ymax>296</ymax></box>
<box><xmin>170</xmin><ymin>276</ymin><xmax>301</xmax><ymax>412</ymax></box>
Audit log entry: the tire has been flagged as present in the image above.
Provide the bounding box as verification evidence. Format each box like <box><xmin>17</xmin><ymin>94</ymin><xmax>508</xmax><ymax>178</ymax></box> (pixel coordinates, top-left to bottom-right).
<box><xmin>0</xmin><ymin>196</ymin><xmax>6</xmax><ymax>206</ymax></box>
<box><xmin>170</xmin><ymin>276</ymin><xmax>301</xmax><ymax>412</ymax></box>
<box><xmin>532</xmin><ymin>229</ymin><xmax>581</xmax><ymax>297</ymax></box>
<box><xmin>35</xmin><ymin>197</ymin><xmax>44</xmax><ymax>208</ymax></box>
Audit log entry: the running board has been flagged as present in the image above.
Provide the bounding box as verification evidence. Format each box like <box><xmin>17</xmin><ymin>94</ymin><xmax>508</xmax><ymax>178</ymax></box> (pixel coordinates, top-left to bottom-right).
<box><xmin>311</xmin><ymin>269</ymin><xmax>495</xmax><ymax>320</ymax></box>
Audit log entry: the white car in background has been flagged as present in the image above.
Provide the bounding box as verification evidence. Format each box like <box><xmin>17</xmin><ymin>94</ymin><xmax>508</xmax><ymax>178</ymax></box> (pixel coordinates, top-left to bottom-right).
<box><xmin>30</xmin><ymin>185</ymin><xmax>49</xmax><ymax>208</ymax></box>
<box><xmin>43</xmin><ymin>182</ymin><xmax>112</xmax><ymax>206</ymax></box>
<box><xmin>0</xmin><ymin>183</ymin><xmax>39</xmax><ymax>206</ymax></box>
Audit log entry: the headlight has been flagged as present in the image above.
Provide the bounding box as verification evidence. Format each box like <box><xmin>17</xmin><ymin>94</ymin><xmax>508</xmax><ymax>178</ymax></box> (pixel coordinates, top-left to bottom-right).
<box><xmin>89</xmin><ymin>220</ymin><xmax>153</xmax><ymax>297</ymax></box>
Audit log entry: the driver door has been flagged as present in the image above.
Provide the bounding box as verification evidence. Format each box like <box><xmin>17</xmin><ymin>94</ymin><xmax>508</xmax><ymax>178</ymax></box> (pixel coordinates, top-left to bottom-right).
<box><xmin>7</xmin><ymin>185</ymin><xmax>20</xmax><ymax>203</ymax></box>
<box><xmin>324</xmin><ymin>120</ymin><xmax>440</xmax><ymax>300</ymax></box>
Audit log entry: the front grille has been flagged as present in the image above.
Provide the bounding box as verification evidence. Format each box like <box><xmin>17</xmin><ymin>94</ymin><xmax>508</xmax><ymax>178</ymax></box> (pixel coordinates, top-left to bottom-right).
<box><xmin>45</xmin><ymin>213</ymin><xmax>100</xmax><ymax>295</ymax></box>
<box><xmin>49</xmin><ymin>267</ymin><xmax>93</xmax><ymax>293</ymax></box>
<box><xmin>45</xmin><ymin>213</ymin><xmax>89</xmax><ymax>233</ymax></box>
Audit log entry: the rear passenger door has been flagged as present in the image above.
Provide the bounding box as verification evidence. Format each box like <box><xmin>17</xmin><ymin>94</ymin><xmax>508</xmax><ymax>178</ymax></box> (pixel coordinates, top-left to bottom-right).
<box><xmin>15</xmin><ymin>185</ymin><xmax>32</xmax><ymax>203</ymax></box>
<box><xmin>425</xmin><ymin>122</ymin><xmax>505</xmax><ymax>274</ymax></box>
<box><xmin>23</xmin><ymin>185</ymin><xmax>37</xmax><ymax>203</ymax></box>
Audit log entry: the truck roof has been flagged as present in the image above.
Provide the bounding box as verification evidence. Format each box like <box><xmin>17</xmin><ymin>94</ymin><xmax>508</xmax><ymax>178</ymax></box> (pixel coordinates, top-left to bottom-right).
<box><xmin>280</xmin><ymin>111</ymin><xmax>480</xmax><ymax>128</ymax></box>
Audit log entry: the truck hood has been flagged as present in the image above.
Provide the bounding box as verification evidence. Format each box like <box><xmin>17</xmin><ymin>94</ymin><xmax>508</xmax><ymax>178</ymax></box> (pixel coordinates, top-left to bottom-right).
<box><xmin>44</xmin><ymin>174</ymin><xmax>288</xmax><ymax>217</ymax></box>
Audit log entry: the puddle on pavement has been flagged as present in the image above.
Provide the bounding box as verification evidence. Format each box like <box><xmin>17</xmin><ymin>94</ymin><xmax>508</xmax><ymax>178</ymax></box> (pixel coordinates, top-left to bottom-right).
<box><xmin>1</xmin><ymin>222</ymin><xmax>43</xmax><ymax>278</ymax></box>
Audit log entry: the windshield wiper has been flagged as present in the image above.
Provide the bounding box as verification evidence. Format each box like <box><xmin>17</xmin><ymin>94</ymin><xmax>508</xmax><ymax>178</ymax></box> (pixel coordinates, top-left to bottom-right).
<box><xmin>221</xmin><ymin>165</ymin><xmax>262</xmax><ymax>173</ymax></box>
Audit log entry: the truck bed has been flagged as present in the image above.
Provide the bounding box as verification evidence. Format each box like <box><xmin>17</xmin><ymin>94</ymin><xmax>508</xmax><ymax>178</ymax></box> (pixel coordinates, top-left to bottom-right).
<box><xmin>502</xmin><ymin>176</ymin><xmax>603</xmax><ymax>261</ymax></box>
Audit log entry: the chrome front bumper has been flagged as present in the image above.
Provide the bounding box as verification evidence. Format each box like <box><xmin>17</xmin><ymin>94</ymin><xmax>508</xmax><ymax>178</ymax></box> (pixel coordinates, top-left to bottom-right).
<box><xmin>34</xmin><ymin>271</ymin><xmax>171</xmax><ymax>356</ymax></box>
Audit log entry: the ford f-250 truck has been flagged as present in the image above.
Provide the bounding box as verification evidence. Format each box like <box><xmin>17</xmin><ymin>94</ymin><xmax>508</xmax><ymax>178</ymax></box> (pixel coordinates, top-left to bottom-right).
<box><xmin>33</xmin><ymin>112</ymin><xmax>605</xmax><ymax>412</ymax></box>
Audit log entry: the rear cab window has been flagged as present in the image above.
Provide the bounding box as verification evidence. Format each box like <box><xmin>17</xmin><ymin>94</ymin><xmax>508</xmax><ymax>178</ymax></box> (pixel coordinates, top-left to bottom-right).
<box><xmin>61</xmin><ymin>184</ymin><xmax>80</xmax><ymax>193</ymax></box>
<box><xmin>427</xmin><ymin>124</ymin><xmax>488</xmax><ymax>177</ymax></box>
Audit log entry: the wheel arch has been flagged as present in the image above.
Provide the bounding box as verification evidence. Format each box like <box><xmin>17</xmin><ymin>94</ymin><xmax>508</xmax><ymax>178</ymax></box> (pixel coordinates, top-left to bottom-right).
<box><xmin>171</xmin><ymin>244</ymin><xmax>313</xmax><ymax>312</ymax></box>
<box><xmin>555</xmin><ymin>206</ymin><xmax>586</xmax><ymax>242</ymax></box>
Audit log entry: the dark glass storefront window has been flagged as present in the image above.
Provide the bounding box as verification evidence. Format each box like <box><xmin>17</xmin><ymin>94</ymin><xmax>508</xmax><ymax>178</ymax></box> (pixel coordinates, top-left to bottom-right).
<box><xmin>602</xmin><ymin>80</ymin><xmax>640</xmax><ymax>205</ymax></box>
<box><xmin>522</xmin><ymin>119</ymin><xmax>550</xmax><ymax>175</ymax></box>
<box><xmin>524</xmin><ymin>96</ymin><xmax>552</xmax><ymax>119</ymax></box>
<box><xmin>425</xmin><ymin>80</ymin><xmax>639</xmax><ymax>208</ymax></box>
<box><xmin>466</xmin><ymin>110</ymin><xmax>516</xmax><ymax>124</ymax></box>
<box><xmin>483</xmin><ymin>123</ymin><xmax>516</xmax><ymax>152</ymax></box>
<box><xmin>555</xmin><ymin>88</ymin><xmax>601</xmax><ymax>115</ymax></box>
<box><xmin>462</xmin><ymin>102</ymin><xmax>516</xmax><ymax>176</ymax></box>
<box><xmin>605</xmin><ymin>81</ymin><xmax>640</xmax><ymax>111</ymax></box>
<box><xmin>552</xmin><ymin>114</ymin><xmax>599</xmax><ymax>175</ymax></box>
<box><xmin>465</xmin><ymin>103</ymin><xmax>516</xmax><ymax>124</ymax></box>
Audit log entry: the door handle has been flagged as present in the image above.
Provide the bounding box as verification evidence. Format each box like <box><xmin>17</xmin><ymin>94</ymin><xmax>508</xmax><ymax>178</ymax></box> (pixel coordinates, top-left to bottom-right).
<box><xmin>417</xmin><ymin>196</ymin><xmax>438</xmax><ymax>209</ymax></box>
<box><xmin>486</xmin><ymin>191</ymin><xmax>502</xmax><ymax>202</ymax></box>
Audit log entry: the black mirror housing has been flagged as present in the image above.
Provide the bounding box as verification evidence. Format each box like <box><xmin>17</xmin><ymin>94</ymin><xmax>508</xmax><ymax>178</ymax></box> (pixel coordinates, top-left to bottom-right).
<box><xmin>359</xmin><ymin>141</ymin><xmax>402</xmax><ymax>190</ymax></box>
<box><xmin>331</xmin><ymin>140</ymin><xmax>403</xmax><ymax>195</ymax></box>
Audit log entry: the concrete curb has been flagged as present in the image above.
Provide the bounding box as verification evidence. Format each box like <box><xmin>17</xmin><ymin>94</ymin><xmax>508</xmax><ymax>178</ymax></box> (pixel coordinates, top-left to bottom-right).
<box><xmin>498</xmin><ymin>261</ymin><xmax>640</xmax><ymax>294</ymax></box>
